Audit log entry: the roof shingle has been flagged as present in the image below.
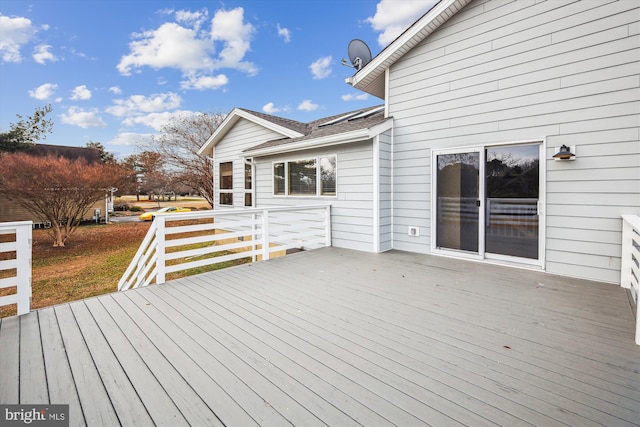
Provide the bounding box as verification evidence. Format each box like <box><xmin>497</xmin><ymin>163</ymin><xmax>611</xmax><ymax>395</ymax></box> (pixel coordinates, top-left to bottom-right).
<box><xmin>243</xmin><ymin>104</ymin><xmax>385</xmax><ymax>153</ymax></box>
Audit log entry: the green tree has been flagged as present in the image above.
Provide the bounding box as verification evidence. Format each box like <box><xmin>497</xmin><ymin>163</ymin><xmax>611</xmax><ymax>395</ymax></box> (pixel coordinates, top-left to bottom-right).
<box><xmin>85</xmin><ymin>141</ymin><xmax>116</xmax><ymax>163</ymax></box>
<box><xmin>0</xmin><ymin>105</ymin><xmax>53</xmax><ymax>153</ymax></box>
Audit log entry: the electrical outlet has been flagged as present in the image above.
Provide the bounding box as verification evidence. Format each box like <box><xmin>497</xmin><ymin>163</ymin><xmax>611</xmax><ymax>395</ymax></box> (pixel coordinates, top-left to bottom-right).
<box><xmin>408</xmin><ymin>226</ymin><xmax>419</xmax><ymax>237</ymax></box>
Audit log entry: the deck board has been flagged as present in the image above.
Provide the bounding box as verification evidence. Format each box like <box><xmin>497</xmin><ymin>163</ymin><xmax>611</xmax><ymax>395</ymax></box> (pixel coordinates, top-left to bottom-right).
<box><xmin>69</xmin><ymin>301</ymin><xmax>154</xmax><ymax>427</ymax></box>
<box><xmin>38</xmin><ymin>308</ymin><xmax>85</xmax><ymax>427</ymax></box>
<box><xmin>0</xmin><ymin>316</ymin><xmax>19</xmax><ymax>404</ymax></box>
<box><xmin>81</xmin><ymin>297</ymin><xmax>187</xmax><ymax>427</ymax></box>
<box><xmin>54</xmin><ymin>304</ymin><xmax>120</xmax><ymax>426</ymax></box>
<box><xmin>100</xmin><ymin>293</ymin><xmax>224</xmax><ymax>427</ymax></box>
<box><xmin>18</xmin><ymin>312</ymin><xmax>48</xmax><ymax>404</ymax></box>
<box><xmin>2</xmin><ymin>247</ymin><xmax>639</xmax><ymax>426</ymax></box>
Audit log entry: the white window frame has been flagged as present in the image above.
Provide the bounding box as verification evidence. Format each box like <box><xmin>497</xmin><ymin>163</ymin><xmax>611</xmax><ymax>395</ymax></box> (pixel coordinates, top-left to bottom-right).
<box><xmin>430</xmin><ymin>139</ymin><xmax>546</xmax><ymax>269</ymax></box>
<box><xmin>218</xmin><ymin>161</ymin><xmax>234</xmax><ymax>206</ymax></box>
<box><xmin>272</xmin><ymin>155</ymin><xmax>338</xmax><ymax>198</ymax></box>
<box><xmin>244</xmin><ymin>159</ymin><xmax>254</xmax><ymax>207</ymax></box>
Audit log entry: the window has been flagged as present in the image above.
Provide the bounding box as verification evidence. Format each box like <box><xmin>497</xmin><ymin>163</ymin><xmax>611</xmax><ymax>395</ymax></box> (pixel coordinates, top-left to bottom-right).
<box><xmin>273</xmin><ymin>155</ymin><xmax>337</xmax><ymax>197</ymax></box>
<box><xmin>289</xmin><ymin>159</ymin><xmax>317</xmax><ymax>195</ymax></box>
<box><xmin>320</xmin><ymin>156</ymin><xmax>336</xmax><ymax>196</ymax></box>
<box><xmin>274</xmin><ymin>163</ymin><xmax>285</xmax><ymax>195</ymax></box>
<box><xmin>219</xmin><ymin>161</ymin><xmax>233</xmax><ymax>205</ymax></box>
<box><xmin>244</xmin><ymin>162</ymin><xmax>252</xmax><ymax>207</ymax></box>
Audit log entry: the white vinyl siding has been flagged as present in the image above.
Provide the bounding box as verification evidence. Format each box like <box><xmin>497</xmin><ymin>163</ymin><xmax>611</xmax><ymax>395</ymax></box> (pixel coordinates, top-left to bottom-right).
<box><xmin>213</xmin><ymin>118</ymin><xmax>287</xmax><ymax>209</ymax></box>
<box><xmin>255</xmin><ymin>141</ymin><xmax>376</xmax><ymax>252</ymax></box>
<box><xmin>387</xmin><ymin>0</ymin><xmax>639</xmax><ymax>283</ymax></box>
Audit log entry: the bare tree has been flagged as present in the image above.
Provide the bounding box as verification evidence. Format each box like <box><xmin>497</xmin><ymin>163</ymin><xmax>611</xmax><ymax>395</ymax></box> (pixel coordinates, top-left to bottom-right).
<box><xmin>152</xmin><ymin>111</ymin><xmax>224</xmax><ymax>208</ymax></box>
<box><xmin>0</xmin><ymin>153</ymin><xmax>128</xmax><ymax>247</ymax></box>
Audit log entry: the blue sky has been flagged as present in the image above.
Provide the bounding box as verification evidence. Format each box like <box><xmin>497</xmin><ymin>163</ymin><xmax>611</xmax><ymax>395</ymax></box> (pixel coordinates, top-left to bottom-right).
<box><xmin>0</xmin><ymin>0</ymin><xmax>436</xmax><ymax>158</ymax></box>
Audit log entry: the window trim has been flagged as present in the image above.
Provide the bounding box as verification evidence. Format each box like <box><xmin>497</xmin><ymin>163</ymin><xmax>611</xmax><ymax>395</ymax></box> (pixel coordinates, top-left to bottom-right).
<box><xmin>244</xmin><ymin>160</ymin><xmax>253</xmax><ymax>207</ymax></box>
<box><xmin>218</xmin><ymin>161</ymin><xmax>233</xmax><ymax>206</ymax></box>
<box><xmin>272</xmin><ymin>155</ymin><xmax>337</xmax><ymax>198</ymax></box>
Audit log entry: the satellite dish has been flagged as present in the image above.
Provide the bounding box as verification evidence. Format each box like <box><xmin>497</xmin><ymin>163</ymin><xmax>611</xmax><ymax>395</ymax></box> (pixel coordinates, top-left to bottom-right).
<box><xmin>341</xmin><ymin>39</ymin><xmax>372</xmax><ymax>71</ymax></box>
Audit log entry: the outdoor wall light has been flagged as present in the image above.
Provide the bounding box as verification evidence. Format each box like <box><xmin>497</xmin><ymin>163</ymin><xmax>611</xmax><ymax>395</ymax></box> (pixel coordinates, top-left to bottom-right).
<box><xmin>553</xmin><ymin>145</ymin><xmax>576</xmax><ymax>160</ymax></box>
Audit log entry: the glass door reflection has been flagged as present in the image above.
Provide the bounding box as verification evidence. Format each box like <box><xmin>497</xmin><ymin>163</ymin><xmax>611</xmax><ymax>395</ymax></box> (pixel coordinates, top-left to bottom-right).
<box><xmin>436</xmin><ymin>152</ymin><xmax>480</xmax><ymax>253</ymax></box>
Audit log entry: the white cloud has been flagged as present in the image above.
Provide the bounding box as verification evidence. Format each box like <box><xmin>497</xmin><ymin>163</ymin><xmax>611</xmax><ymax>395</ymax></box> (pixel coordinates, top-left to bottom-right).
<box><xmin>123</xmin><ymin>110</ymin><xmax>193</xmax><ymax>131</ymax></box>
<box><xmin>33</xmin><ymin>44</ymin><xmax>57</xmax><ymax>64</ymax></box>
<box><xmin>262</xmin><ymin>102</ymin><xmax>280</xmax><ymax>114</ymax></box>
<box><xmin>277</xmin><ymin>24</ymin><xmax>291</xmax><ymax>43</ymax></box>
<box><xmin>210</xmin><ymin>8</ymin><xmax>257</xmax><ymax>75</ymax></box>
<box><xmin>117</xmin><ymin>22</ymin><xmax>214</xmax><ymax>75</ymax></box>
<box><xmin>342</xmin><ymin>93</ymin><xmax>369</xmax><ymax>101</ymax></box>
<box><xmin>108</xmin><ymin>132</ymin><xmax>155</xmax><ymax>147</ymax></box>
<box><xmin>262</xmin><ymin>102</ymin><xmax>290</xmax><ymax>114</ymax></box>
<box><xmin>109</xmin><ymin>86</ymin><xmax>122</xmax><ymax>95</ymax></box>
<box><xmin>28</xmin><ymin>83</ymin><xmax>58</xmax><ymax>100</ymax></box>
<box><xmin>60</xmin><ymin>106</ymin><xmax>106</xmax><ymax>128</ymax></box>
<box><xmin>310</xmin><ymin>56</ymin><xmax>332</xmax><ymax>80</ymax></box>
<box><xmin>106</xmin><ymin>92</ymin><xmax>191</xmax><ymax>131</ymax></box>
<box><xmin>70</xmin><ymin>85</ymin><xmax>92</xmax><ymax>100</ymax></box>
<box><xmin>367</xmin><ymin>0</ymin><xmax>437</xmax><ymax>47</ymax></box>
<box><xmin>175</xmin><ymin>9</ymin><xmax>208</xmax><ymax>31</ymax></box>
<box><xmin>180</xmin><ymin>73</ymin><xmax>228</xmax><ymax>90</ymax></box>
<box><xmin>106</xmin><ymin>92</ymin><xmax>182</xmax><ymax>117</ymax></box>
<box><xmin>117</xmin><ymin>6</ymin><xmax>256</xmax><ymax>89</ymax></box>
<box><xmin>298</xmin><ymin>99</ymin><xmax>319</xmax><ymax>112</ymax></box>
<box><xmin>0</xmin><ymin>15</ymin><xmax>37</xmax><ymax>62</ymax></box>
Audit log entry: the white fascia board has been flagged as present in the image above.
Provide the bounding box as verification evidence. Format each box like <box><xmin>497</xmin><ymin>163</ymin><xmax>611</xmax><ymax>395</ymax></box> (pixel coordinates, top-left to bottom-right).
<box><xmin>197</xmin><ymin>108</ymin><xmax>305</xmax><ymax>155</ymax></box>
<box><xmin>244</xmin><ymin>118</ymin><xmax>394</xmax><ymax>158</ymax></box>
<box><xmin>349</xmin><ymin>0</ymin><xmax>468</xmax><ymax>92</ymax></box>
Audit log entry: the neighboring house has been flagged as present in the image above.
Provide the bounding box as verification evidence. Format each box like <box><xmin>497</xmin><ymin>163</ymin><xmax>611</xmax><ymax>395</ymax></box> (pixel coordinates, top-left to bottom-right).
<box><xmin>0</xmin><ymin>144</ymin><xmax>108</xmax><ymax>225</ymax></box>
<box><xmin>199</xmin><ymin>0</ymin><xmax>639</xmax><ymax>284</ymax></box>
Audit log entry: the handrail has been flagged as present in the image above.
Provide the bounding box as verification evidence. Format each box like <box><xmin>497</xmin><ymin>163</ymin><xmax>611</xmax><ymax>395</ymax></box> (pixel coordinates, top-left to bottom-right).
<box><xmin>117</xmin><ymin>220</ymin><xmax>158</xmax><ymax>291</ymax></box>
<box><xmin>119</xmin><ymin>205</ymin><xmax>331</xmax><ymax>291</ymax></box>
<box><xmin>620</xmin><ymin>214</ymin><xmax>640</xmax><ymax>345</ymax></box>
<box><xmin>0</xmin><ymin>221</ymin><xmax>33</xmax><ymax>315</ymax></box>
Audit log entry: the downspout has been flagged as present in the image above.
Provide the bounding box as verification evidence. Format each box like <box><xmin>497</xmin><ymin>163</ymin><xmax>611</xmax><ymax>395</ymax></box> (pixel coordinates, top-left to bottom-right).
<box><xmin>373</xmin><ymin>135</ymin><xmax>380</xmax><ymax>252</ymax></box>
<box><xmin>386</xmin><ymin>67</ymin><xmax>395</xmax><ymax>250</ymax></box>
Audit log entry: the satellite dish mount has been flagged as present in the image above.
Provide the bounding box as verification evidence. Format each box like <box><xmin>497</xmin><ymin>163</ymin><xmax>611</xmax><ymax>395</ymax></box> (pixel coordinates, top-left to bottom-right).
<box><xmin>341</xmin><ymin>39</ymin><xmax>372</xmax><ymax>71</ymax></box>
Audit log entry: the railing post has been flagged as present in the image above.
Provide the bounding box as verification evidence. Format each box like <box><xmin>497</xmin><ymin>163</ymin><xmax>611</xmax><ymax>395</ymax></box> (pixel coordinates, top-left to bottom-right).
<box><xmin>251</xmin><ymin>212</ymin><xmax>257</xmax><ymax>262</ymax></box>
<box><xmin>156</xmin><ymin>216</ymin><xmax>166</xmax><ymax>284</ymax></box>
<box><xmin>324</xmin><ymin>205</ymin><xmax>332</xmax><ymax>247</ymax></box>
<box><xmin>620</xmin><ymin>217</ymin><xmax>631</xmax><ymax>289</ymax></box>
<box><xmin>620</xmin><ymin>215</ymin><xmax>640</xmax><ymax>345</ymax></box>
<box><xmin>15</xmin><ymin>224</ymin><xmax>32</xmax><ymax>315</ymax></box>
<box><xmin>262</xmin><ymin>210</ymin><xmax>270</xmax><ymax>261</ymax></box>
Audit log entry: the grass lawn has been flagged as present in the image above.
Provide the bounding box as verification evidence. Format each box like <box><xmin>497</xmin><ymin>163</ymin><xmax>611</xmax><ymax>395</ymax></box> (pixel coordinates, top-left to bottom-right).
<box><xmin>0</xmin><ymin>220</ymin><xmax>248</xmax><ymax>318</ymax></box>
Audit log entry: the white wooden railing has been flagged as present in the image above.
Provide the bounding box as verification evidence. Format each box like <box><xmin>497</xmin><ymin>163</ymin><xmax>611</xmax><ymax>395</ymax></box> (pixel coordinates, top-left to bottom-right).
<box><xmin>620</xmin><ymin>214</ymin><xmax>640</xmax><ymax>345</ymax></box>
<box><xmin>119</xmin><ymin>205</ymin><xmax>331</xmax><ymax>291</ymax></box>
<box><xmin>0</xmin><ymin>221</ymin><xmax>33</xmax><ymax>315</ymax></box>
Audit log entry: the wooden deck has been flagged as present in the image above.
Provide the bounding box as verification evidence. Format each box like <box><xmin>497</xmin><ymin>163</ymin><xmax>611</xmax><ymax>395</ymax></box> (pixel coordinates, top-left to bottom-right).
<box><xmin>1</xmin><ymin>247</ymin><xmax>639</xmax><ymax>426</ymax></box>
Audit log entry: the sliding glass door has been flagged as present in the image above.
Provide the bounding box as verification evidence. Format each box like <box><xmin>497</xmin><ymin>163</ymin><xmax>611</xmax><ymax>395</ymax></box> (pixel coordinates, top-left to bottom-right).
<box><xmin>485</xmin><ymin>145</ymin><xmax>539</xmax><ymax>260</ymax></box>
<box><xmin>434</xmin><ymin>143</ymin><xmax>541</xmax><ymax>263</ymax></box>
<box><xmin>435</xmin><ymin>151</ymin><xmax>480</xmax><ymax>253</ymax></box>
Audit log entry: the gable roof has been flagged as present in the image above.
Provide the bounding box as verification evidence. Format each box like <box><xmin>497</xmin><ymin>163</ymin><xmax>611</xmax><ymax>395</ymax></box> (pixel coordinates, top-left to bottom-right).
<box><xmin>198</xmin><ymin>108</ymin><xmax>307</xmax><ymax>155</ymax></box>
<box><xmin>199</xmin><ymin>104</ymin><xmax>391</xmax><ymax>157</ymax></box>
<box><xmin>243</xmin><ymin>105</ymin><xmax>389</xmax><ymax>156</ymax></box>
<box><xmin>347</xmin><ymin>0</ymin><xmax>472</xmax><ymax>99</ymax></box>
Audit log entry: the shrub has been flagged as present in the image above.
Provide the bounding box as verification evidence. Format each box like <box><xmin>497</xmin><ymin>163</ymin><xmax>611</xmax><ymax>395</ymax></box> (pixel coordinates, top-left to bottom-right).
<box><xmin>113</xmin><ymin>202</ymin><xmax>131</xmax><ymax>211</ymax></box>
<box><xmin>129</xmin><ymin>205</ymin><xmax>143</xmax><ymax>212</ymax></box>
